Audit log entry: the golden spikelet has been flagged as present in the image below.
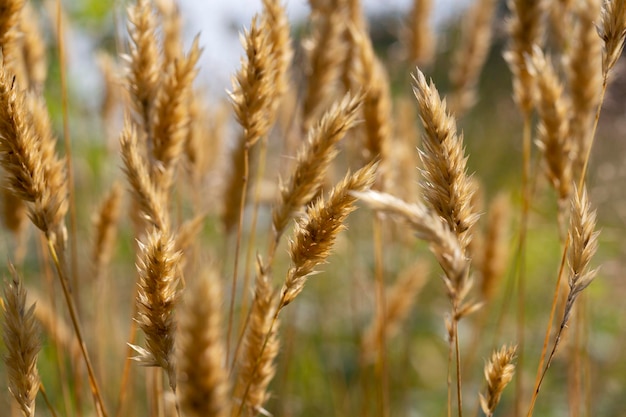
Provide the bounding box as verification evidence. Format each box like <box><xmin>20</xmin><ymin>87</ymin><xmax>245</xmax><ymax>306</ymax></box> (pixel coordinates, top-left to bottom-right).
<box><xmin>272</xmin><ymin>92</ymin><xmax>362</xmax><ymax>241</ymax></box>
<box><xmin>302</xmin><ymin>2</ymin><xmax>347</xmax><ymax>128</ymax></box>
<box><xmin>480</xmin><ymin>193</ymin><xmax>511</xmax><ymax>302</ymax></box>
<box><xmin>449</xmin><ymin>0</ymin><xmax>497</xmax><ymax>115</ymax></box>
<box><xmin>281</xmin><ymin>161</ymin><xmax>377</xmax><ymax>308</ymax></box>
<box><xmin>229</xmin><ymin>15</ymin><xmax>275</xmax><ymax>147</ymax></box>
<box><xmin>0</xmin><ymin>67</ymin><xmax>67</xmax><ymax>243</ymax></box>
<box><xmin>598</xmin><ymin>0</ymin><xmax>626</xmax><ymax>74</ymax></box>
<box><xmin>262</xmin><ymin>0</ymin><xmax>293</xmax><ymax>100</ymax></box>
<box><xmin>351</xmin><ymin>26</ymin><xmax>392</xmax><ymax>166</ymax></box>
<box><xmin>237</xmin><ymin>257</ymin><xmax>280</xmax><ymax>415</ymax></box>
<box><xmin>92</xmin><ymin>182</ymin><xmax>123</xmax><ymax>281</ymax></box>
<box><xmin>563</xmin><ymin>187</ymin><xmax>599</xmax><ymax>325</ymax></box>
<box><xmin>177</xmin><ymin>268</ymin><xmax>230</xmax><ymax>417</ymax></box>
<box><xmin>529</xmin><ymin>48</ymin><xmax>572</xmax><ymax>203</ymax></box>
<box><xmin>568</xmin><ymin>0</ymin><xmax>602</xmax><ymax>178</ymax></box>
<box><xmin>479</xmin><ymin>345</ymin><xmax>517</xmax><ymax>417</ymax></box>
<box><xmin>126</xmin><ymin>0</ymin><xmax>161</xmax><ymax>135</ymax></box>
<box><xmin>119</xmin><ymin>117</ymin><xmax>168</xmax><ymax>231</ymax></box>
<box><xmin>2</xmin><ymin>266</ymin><xmax>41</xmax><ymax>417</ymax></box>
<box><xmin>412</xmin><ymin>68</ymin><xmax>478</xmax><ymax>252</ymax></box>
<box><xmin>504</xmin><ymin>0</ymin><xmax>546</xmax><ymax>114</ymax></box>
<box><xmin>155</xmin><ymin>0</ymin><xmax>183</xmax><ymax>63</ymax></box>
<box><xmin>0</xmin><ymin>0</ymin><xmax>24</xmax><ymax>66</ymax></box>
<box><xmin>151</xmin><ymin>37</ymin><xmax>202</xmax><ymax>188</ymax></box>
<box><xmin>405</xmin><ymin>0</ymin><xmax>435</xmax><ymax>66</ymax></box>
<box><xmin>131</xmin><ymin>227</ymin><xmax>181</xmax><ymax>391</ymax></box>
<box><xmin>19</xmin><ymin>3</ymin><xmax>47</xmax><ymax>93</ymax></box>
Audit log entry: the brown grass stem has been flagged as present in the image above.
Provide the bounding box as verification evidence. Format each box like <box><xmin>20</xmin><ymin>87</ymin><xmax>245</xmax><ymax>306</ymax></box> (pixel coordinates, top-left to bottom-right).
<box><xmin>577</xmin><ymin>77</ymin><xmax>608</xmax><ymax>191</ymax></box>
<box><xmin>47</xmin><ymin>238</ymin><xmax>108</xmax><ymax>417</ymax></box>
<box><xmin>56</xmin><ymin>0</ymin><xmax>78</xmax><ymax>311</ymax></box>
<box><xmin>454</xmin><ymin>317</ymin><xmax>463</xmax><ymax>417</ymax></box>
<box><xmin>227</xmin><ymin>142</ymin><xmax>250</xmax><ymax>364</ymax></box>
<box><xmin>114</xmin><ymin>285</ymin><xmax>140</xmax><ymax>417</ymax></box>
<box><xmin>514</xmin><ymin>111</ymin><xmax>532</xmax><ymax>417</ymax></box>
<box><xmin>240</xmin><ymin>134</ymin><xmax>269</xmax><ymax>327</ymax></box>
<box><xmin>526</xmin><ymin>239</ymin><xmax>568</xmax><ymax>417</ymax></box>
<box><xmin>372</xmin><ymin>215</ymin><xmax>389</xmax><ymax>417</ymax></box>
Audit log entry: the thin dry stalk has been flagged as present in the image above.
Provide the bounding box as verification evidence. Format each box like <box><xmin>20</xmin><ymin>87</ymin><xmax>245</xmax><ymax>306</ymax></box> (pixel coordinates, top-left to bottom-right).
<box><xmin>448</xmin><ymin>0</ymin><xmax>497</xmax><ymax>115</ymax></box>
<box><xmin>412</xmin><ymin>68</ymin><xmax>479</xmax><ymax>252</ymax></box>
<box><xmin>504</xmin><ymin>2</ymin><xmax>546</xmax><ymax>411</ymax></box>
<box><xmin>280</xmin><ymin>162</ymin><xmax>378</xmax><ymax>309</ymax></box>
<box><xmin>528</xmin><ymin>187</ymin><xmax>599</xmax><ymax>416</ymax></box>
<box><xmin>404</xmin><ymin>0</ymin><xmax>435</xmax><ymax>66</ymax></box>
<box><xmin>2</xmin><ymin>267</ymin><xmax>40</xmax><ymax>417</ymax></box>
<box><xmin>353</xmin><ymin>189</ymin><xmax>478</xmax><ymax>417</ymax></box>
<box><xmin>236</xmin><ymin>257</ymin><xmax>280</xmax><ymax>415</ymax></box>
<box><xmin>126</xmin><ymin>0</ymin><xmax>160</xmax><ymax>138</ymax></box>
<box><xmin>130</xmin><ymin>227</ymin><xmax>182</xmax><ymax>393</ymax></box>
<box><xmin>177</xmin><ymin>269</ymin><xmax>230</xmax><ymax>417</ymax></box>
<box><xmin>272</xmin><ymin>92</ymin><xmax>362</xmax><ymax>247</ymax></box>
<box><xmin>361</xmin><ymin>261</ymin><xmax>429</xmax><ymax>363</ymax></box>
<box><xmin>480</xmin><ymin>345</ymin><xmax>517</xmax><ymax>417</ymax></box>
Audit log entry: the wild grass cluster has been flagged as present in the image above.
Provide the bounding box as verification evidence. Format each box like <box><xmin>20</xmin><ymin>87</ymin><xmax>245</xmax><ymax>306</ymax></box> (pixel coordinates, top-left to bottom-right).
<box><xmin>0</xmin><ymin>0</ymin><xmax>625</xmax><ymax>416</ymax></box>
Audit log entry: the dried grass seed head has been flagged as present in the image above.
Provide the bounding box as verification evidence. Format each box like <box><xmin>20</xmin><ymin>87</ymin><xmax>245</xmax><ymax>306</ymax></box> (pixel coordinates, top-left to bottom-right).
<box><xmin>599</xmin><ymin>0</ymin><xmax>626</xmax><ymax>74</ymax></box>
<box><xmin>230</xmin><ymin>15</ymin><xmax>275</xmax><ymax>147</ymax></box>
<box><xmin>273</xmin><ymin>92</ymin><xmax>363</xmax><ymax>238</ymax></box>
<box><xmin>132</xmin><ymin>228</ymin><xmax>182</xmax><ymax>389</ymax></box>
<box><xmin>282</xmin><ymin>162</ymin><xmax>378</xmax><ymax>307</ymax></box>
<box><xmin>480</xmin><ymin>345</ymin><xmax>517</xmax><ymax>417</ymax></box>
<box><xmin>412</xmin><ymin>68</ymin><xmax>479</xmax><ymax>251</ymax></box>
<box><xmin>2</xmin><ymin>267</ymin><xmax>41</xmax><ymax>417</ymax></box>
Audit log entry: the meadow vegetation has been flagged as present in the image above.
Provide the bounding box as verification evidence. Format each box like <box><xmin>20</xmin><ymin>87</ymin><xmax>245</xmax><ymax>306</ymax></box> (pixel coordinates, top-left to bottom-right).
<box><xmin>1</xmin><ymin>0</ymin><xmax>625</xmax><ymax>416</ymax></box>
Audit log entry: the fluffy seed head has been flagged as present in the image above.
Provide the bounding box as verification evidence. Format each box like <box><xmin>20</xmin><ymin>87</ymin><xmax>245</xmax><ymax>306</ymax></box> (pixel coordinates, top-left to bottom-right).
<box><xmin>2</xmin><ymin>267</ymin><xmax>41</xmax><ymax>417</ymax></box>
<box><xmin>480</xmin><ymin>345</ymin><xmax>517</xmax><ymax>417</ymax></box>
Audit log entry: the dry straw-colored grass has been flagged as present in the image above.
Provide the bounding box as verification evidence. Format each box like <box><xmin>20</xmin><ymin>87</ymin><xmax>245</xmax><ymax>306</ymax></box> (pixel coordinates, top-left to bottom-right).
<box><xmin>0</xmin><ymin>1</ymin><xmax>619</xmax><ymax>416</ymax></box>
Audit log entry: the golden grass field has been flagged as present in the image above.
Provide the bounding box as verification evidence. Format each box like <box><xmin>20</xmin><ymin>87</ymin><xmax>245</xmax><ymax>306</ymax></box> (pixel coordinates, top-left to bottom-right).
<box><xmin>1</xmin><ymin>0</ymin><xmax>626</xmax><ymax>416</ymax></box>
